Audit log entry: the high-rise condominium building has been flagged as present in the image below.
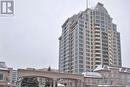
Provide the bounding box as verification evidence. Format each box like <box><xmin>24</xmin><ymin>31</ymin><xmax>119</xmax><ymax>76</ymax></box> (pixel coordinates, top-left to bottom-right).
<box><xmin>59</xmin><ymin>3</ymin><xmax>122</xmax><ymax>74</ymax></box>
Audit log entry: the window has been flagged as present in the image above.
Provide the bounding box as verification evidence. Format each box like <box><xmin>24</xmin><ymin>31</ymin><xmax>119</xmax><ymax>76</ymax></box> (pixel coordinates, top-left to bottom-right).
<box><xmin>79</xmin><ymin>48</ymin><xmax>83</xmax><ymax>51</ymax></box>
<box><xmin>79</xmin><ymin>24</ymin><xmax>84</xmax><ymax>27</ymax></box>
<box><xmin>101</xmin><ymin>28</ymin><xmax>105</xmax><ymax>31</ymax></box>
<box><xmin>79</xmin><ymin>44</ymin><xmax>83</xmax><ymax>47</ymax></box>
<box><xmin>95</xmin><ymin>54</ymin><xmax>100</xmax><ymax>57</ymax></box>
<box><xmin>96</xmin><ymin>11</ymin><xmax>100</xmax><ymax>15</ymax></box>
<box><xmin>79</xmin><ymin>39</ymin><xmax>83</xmax><ymax>43</ymax></box>
<box><xmin>101</xmin><ymin>13</ymin><xmax>104</xmax><ymax>16</ymax></box>
<box><xmin>101</xmin><ymin>21</ymin><xmax>104</xmax><ymax>24</ymax></box>
<box><xmin>79</xmin><ymin>52</ymin><xmax>83</xmax><ymax>55</ymax></box>
<box><xmin>79</xmin><ymin>31</ymin><xmax>83</xmax><ymax>35</ymax></box>
<box><xmin>101</xmin><ymin>24</ymin><xmax>105</xmax><ymax>27</ymax></box>
<box><xmin>79</xmin><ymin>28</ymin><xmax>83</xmax><ymax>31</ymax></box>
<box><xmin>101</xmin><ymin>17</ymin><xmax>104</xmax><ymax>20</ymax></box>
<box><xmin>79</xmin><ymin>20</ymin><xmax>84</xmax><ymax>24</ymax></box>
<box><xmin>79</xmin><ymin>60</ymin><xmax>83</xmax><ymax>63</ymax></box>
<box><xmin>79</xmin><ymin>36</ymin><xmax>83</xmax><ymax>39</ymax></box>
<box><xmin>79</xmin><ymin>69</ymin><xmax>83</xmax><ymax>72</ymax></box>
<box><xmin>79</xmin><ymin>56</ymin><xmax>83</xmax><ymax>59</ymax></box>
<box><xmin>95</xmin><ymin>62</ymin><xmax>101</xmax><ymax>65</ymax></box>
<box><xmin>96</xmin><ymin>16</ymin><xmax>100</xmax><ymax>19</ymax></box>
<box><xmin>96</xmin><ymin>20</ymin><xmax>100</xmax><ymax>23</ymax></box>
<box><xmin>0</xmin><ymin>73</ymin><xmax>3</xmax><ymax>80</ymax></box>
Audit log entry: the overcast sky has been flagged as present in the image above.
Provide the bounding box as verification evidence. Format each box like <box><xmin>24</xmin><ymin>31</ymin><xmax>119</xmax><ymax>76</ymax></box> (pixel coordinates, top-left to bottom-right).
<box><xmin>0</xmin><ymin>0</ymin><xmax>130</xmax><ymax>69</ymax></box>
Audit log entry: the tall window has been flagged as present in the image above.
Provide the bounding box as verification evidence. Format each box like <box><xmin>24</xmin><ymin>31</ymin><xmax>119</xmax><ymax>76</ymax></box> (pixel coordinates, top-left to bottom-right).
<box><xmin>0</xmin><ymin>73</ymin><xmax>3</xmax><ymax>80</ymax></box>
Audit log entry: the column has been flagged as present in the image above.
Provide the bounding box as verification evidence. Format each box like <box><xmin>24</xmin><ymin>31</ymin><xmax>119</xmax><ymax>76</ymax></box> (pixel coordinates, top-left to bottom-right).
<box><xmin>75</xmin><ymin>79</ymin><xmax>78</xmax><ymax>87</ymax></box>
<box><xmin>53</xmin><ymin>79</ymin><xmax>57</xmax><ymax>87</ymax></box>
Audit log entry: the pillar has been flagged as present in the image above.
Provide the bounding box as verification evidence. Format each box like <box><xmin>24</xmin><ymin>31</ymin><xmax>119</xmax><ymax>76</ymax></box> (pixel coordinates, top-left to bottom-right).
<box><xmin>53</xmin><ymin>79</ymin><xmax>57</xmax><ymax>87</ymax></box>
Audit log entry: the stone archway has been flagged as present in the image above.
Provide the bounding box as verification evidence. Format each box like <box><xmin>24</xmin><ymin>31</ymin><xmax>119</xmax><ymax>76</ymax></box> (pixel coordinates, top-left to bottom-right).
<box><xmin>17</xmin><ymin>69</ymin><xmax>84</xmax><ymax>87</ymax></box>
<box><xmin>17</xmin><ymin>76</ymin><xmax>58</xmax><ymax>87</ymax></box>
<box><xmin>20</xmin><ymin>77</ymin><xmax>39</xmax><ymax>87</ymax></box>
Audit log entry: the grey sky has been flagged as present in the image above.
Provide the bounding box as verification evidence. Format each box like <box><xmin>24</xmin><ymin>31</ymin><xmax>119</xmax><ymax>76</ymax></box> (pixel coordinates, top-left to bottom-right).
<box><xmin>0</xmin><ymin>0</ymin><xmax>130</xmax><ymax>69</ymax></box>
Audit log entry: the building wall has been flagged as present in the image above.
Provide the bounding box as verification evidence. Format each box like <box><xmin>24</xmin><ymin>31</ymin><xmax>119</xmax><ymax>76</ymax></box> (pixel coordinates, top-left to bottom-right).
<box><xmin>94</xmin><ymin>66</ymin><xmax>130</xmax><ymax>87</ymax></box>
<box><xmin>8</xmin><ymin>68</ymin><xmax>17</xmax><ymax>86</ymax></box>
<box><xmin>0</xmin><ymin>69</ymin><xmax>10</xmax><ymax>87</ymax></box>
<box><xmin>17</xmin><ymin>66</ymin><xmax>130</xmax><ymax>87</ymax></box>
<box><xmin>59</xmin><ymin>2</ymin><xmax>122</xmax><ymax>74</ymax></box>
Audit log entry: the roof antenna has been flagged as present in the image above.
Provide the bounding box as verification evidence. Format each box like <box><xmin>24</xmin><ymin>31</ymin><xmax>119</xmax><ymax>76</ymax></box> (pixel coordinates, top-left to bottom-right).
<box><xmin>86</xmin><ymin>0</ymin><xmax>88</xmax><ymax>9</ymax></box>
